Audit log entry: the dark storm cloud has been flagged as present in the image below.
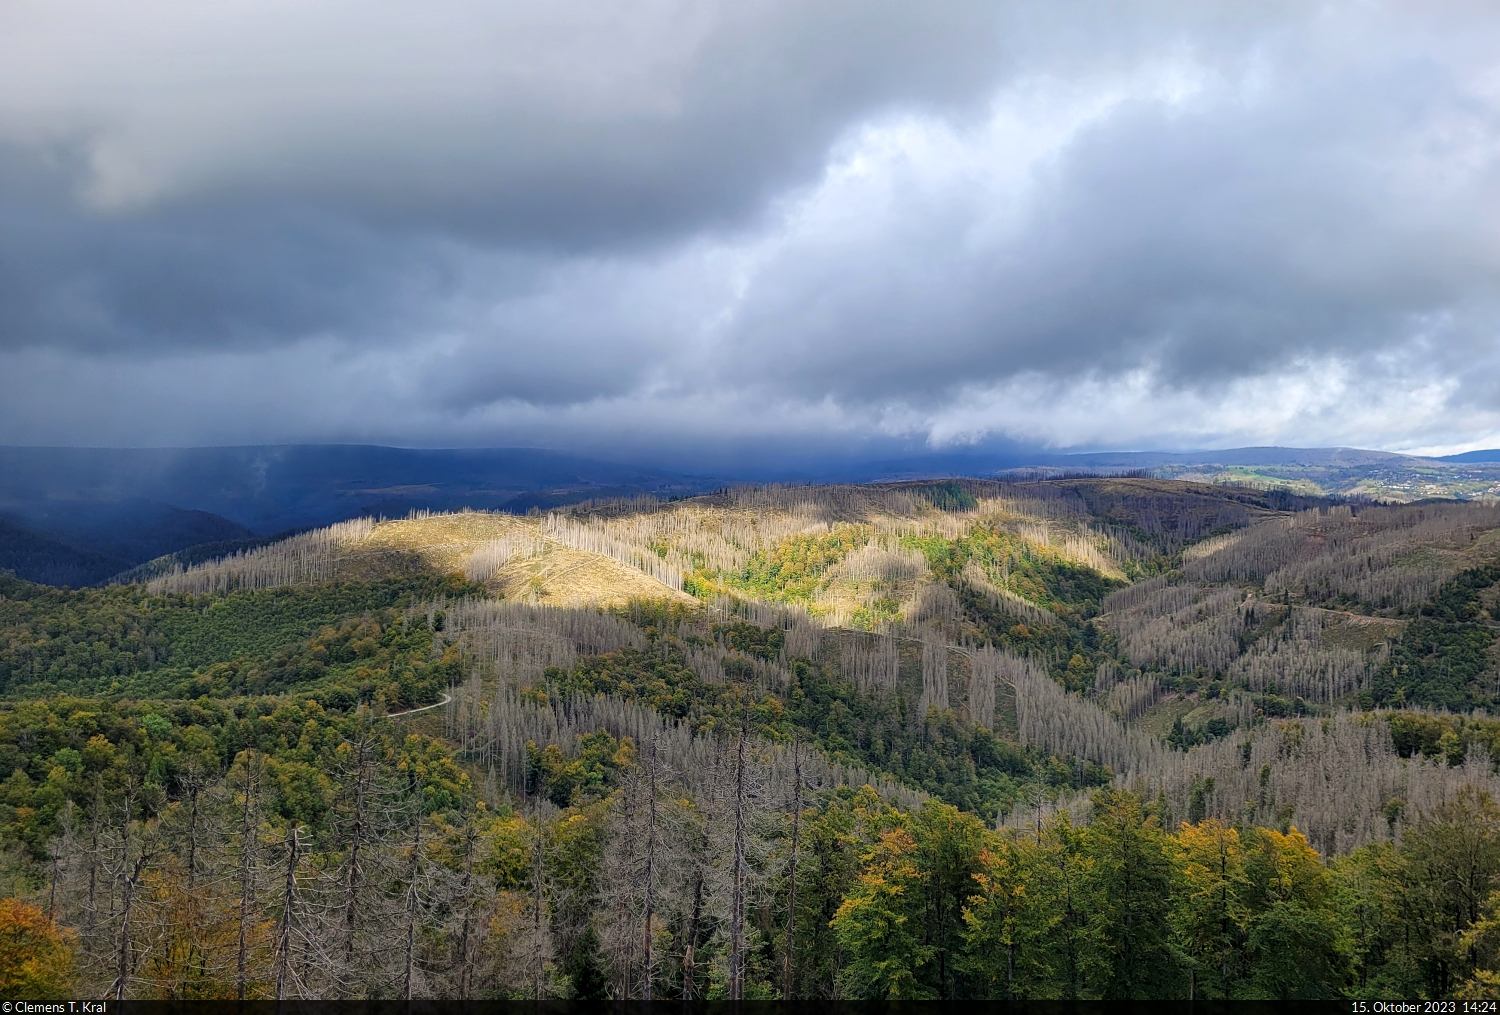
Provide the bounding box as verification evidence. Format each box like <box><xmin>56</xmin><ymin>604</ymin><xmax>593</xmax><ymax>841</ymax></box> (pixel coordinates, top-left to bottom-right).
<box><xmin>0</xmin><ymin>0</ymin><xmax>1008</xmax><ymax>366</ymax></box>
<box><xmin>2</xmin><ymin>0</ymin><xmax>1499</xmax><ymax>454</ymax></box>
<box><xmin>0</xmin><ymin>145</ymin><xmax>456</xmax><ymax>354</ymax></box>
<box><xmin>720</xmin><ymin>44</ymin><xmax>1500</xmax><ymax>404</ymax></box>
<box><xmin>3</xmin><ymin>0</ymin><xmax>1009</xmax><ymax>241</ymax></box>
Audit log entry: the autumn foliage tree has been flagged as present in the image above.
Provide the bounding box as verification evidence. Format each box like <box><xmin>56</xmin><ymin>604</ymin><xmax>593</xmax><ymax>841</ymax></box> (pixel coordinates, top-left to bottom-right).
<box><xmin>0</xmin><ymin>898</ymin><xmax>75</xmax><ymax>998</ymax></box>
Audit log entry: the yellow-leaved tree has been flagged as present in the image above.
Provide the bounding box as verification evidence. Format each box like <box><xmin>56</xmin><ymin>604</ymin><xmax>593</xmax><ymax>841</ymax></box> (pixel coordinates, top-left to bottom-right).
<box><xmin>0</xmin><ymin>898</ymin><xmax>76</xmax><ymax>998</ymax></box>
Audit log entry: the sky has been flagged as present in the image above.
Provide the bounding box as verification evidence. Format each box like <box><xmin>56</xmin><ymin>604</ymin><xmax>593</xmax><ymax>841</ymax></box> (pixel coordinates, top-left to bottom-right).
<box><xmin>3</xmin><ymin>0</ymin><xmax>1500</xmax><ymax>463</ymax></box>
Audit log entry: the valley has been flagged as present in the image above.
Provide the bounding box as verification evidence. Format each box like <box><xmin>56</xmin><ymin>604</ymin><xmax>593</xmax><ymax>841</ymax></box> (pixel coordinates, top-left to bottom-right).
<box><xmin>3</xmin><ymin>476</ymin><xmax>1500</xmax><ymax>999</ymax></box>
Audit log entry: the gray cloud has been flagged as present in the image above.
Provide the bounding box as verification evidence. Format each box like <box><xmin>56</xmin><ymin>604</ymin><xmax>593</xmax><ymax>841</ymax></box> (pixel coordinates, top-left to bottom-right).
<box><xmin>723</xmin><ymin>34</ymin><xmax>1500</xmax><ymax>399</ymax></box>
<box><xmin>3</xmin><ymin>0</ymin><xmax>1008</xmax><ymax>240</ymax></box>
<box><xmin>0</xmin><ymin>149</ymin><xmax>445</xmax><ymax>354</ymax></box>
<box><xmin>2</xmin><ymin>1</ymin><xmax>1500</xmax><ymax>457</ymax></box>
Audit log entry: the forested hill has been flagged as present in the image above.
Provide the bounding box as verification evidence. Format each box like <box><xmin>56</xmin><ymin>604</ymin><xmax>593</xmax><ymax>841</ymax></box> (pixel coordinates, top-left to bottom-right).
<box><xmin>0</xmin><ymin>516</ymin><xmax>128</xmax><ymax>588</ymax></box>
<box><xmin>2</xmin><ymin>477</ymin><xmax>1500</xmax><ymax>1000</ymax></box>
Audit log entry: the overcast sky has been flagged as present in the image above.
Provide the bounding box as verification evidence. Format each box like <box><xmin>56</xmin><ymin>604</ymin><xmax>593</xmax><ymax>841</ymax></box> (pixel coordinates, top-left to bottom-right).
<box><xmin>3</xmin><ymin>0</ymin><xmax>1500</xmax><ymax>460</ymax></box>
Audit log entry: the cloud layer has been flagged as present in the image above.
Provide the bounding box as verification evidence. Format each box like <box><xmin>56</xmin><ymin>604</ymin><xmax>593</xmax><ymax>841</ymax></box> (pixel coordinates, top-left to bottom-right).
<box><xmin>3</xmin><ymin>0</ymin><xmax>1500</xmax><ymax>458</ymax></box>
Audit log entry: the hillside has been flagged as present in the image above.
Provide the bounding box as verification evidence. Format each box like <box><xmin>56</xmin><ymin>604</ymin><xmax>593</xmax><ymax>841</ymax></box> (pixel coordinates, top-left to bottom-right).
<box><xmin>1119</xmin><ymin>449</ymin><xmax>1500</xmax><ymax>502</ymax></box>
<box><xmin>0</xmin><ymin>502</ymin><xmax>265</xmax><ymax>588</ymax></box>
<box><xmin>3</xmin><ymin>477</ymin><xmax>1500</xmax><ymax>999</ymax></box>
<box><xmin>5</xmin><ymin>442</ymin><xmax>1494</xmax><ymax>592</ymax></box>
<box><xmin>0</xmin><ymin>516</ymin><xmax>128</xmax><ymax>586</ymax></box>
<box><xmin>0</xmin><ymin>444</ymin><xmax>713</xmax><ymax>536</ymax></box>
<box><xmin>998</xmin><ymin>448</ymin><xmax>1500</xmax><ymax>502</ymax></box>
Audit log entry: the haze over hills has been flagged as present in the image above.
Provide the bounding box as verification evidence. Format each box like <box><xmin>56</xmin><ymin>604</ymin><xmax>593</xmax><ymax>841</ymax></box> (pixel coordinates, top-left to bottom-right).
<box><xmin>3</xmin><ymin>442</ymin><xmax>1498</xmax><ymax>588</ymax></box>
<box><xmin>0</xmin><ymin>444</ymin><xmax>711</xmax><ymax>532</ymax></box>
<box><xmin>1002</xmin><ymin>446</ymin><xmax>1500</xmax><ymax>502</ymax></box>
<box><xmin>1041</xmin><ymin>446</ymin><xmax>1420</xmax><ymax>468</ymax></box>
<box><xmin>0</xmin><ymin>445</ymin><xmax>716</xmax><ymax>584</ymax></box>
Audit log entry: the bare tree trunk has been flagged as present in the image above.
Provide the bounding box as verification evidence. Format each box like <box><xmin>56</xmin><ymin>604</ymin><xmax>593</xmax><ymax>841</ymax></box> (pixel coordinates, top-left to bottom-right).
<box><xmin>682</xmin><ymin>869</ymin><xmax>704</xmax><ymax>1001</ymax></box>
<box><xmin>641</xmin><ymin>738</ymin><xmax>661</xmax><ymax>1000</ymax></box>
<box><xmin>531</xmin><ymin>804</ymin><xmax>546</xmax><ymax>1000</ymax></box>
<box><xmin>457</xmin><ymin>821</ymin><xmax>477</xmax><ymax>999</ymax></box>
<box><xmin>783</xmin><ymin>739</ymin><xmax>803</xmax><ymax>1000</ymax></box>
<box><xmin>684</xmin><ymin>728</ymin><xmax>724</xmax><ymax>1001</ymax></box>
<box><xmin>85</xmin><ymin>780</ymin><xmax>103</xmax><ymax>938</ymax></box>
<box><xmin>608</xmin><ymin>785</ymin><xmax>635</xmax><ymax>999</ymax></box>
<box><xmin>86</xmin><ymin>821</ymin><xmax>98</xmax><ymax>929</ymax></box>
<box><xmin>183</xmin><ymin>769</ymin><xmax>203</xmax><ymax>891</ymax></box>
<box><xmin>236</xmin><ymin>755</ymin><xmax>260</xmax><ymax>1002</ymax></box>
<box><xmin>178</xmin><ymin>773</ymin><xmax>206</xmax><ymax>993</ymax></box>
<box><xmin>47</xmin><ymin>851</ymin><xmax>60</xmax><ymax>921</ymax></box>
<box><xmin>339</xmin><ymin>734</ymin><xmax>373</xmax><ymax>997</ymax></box>
<box><xmin>49</xmin><ymin>800</ymin><xmax>76</xmax><ymax>923</ymax></box>
<box><xmin>730</xmin><ymin>701</ymin><xmax>750</xmax><ymax>1001</ymax></box>
<box><xmin>275</xmin><ymin>825</ymin><xmax>301</xmax><ymax>1000</ymax></box>
<box><xmin>1034</xmin><ymin>777</ymin><xmax>1045</xmax><ymax>846</ymax></box>
<box><xmin>402</xmin><ymin>772</ymin><xmax>422</xmax><ymax>1002</ymax></box>
<box><xmin>110</xmin><ymin>856</ymin><xmax>146</xmax><ymax>1001</ymax></box>
<box><xmin>108</xmin><ymin>784</ymin><xmax>141</xmax><ymax>1002</ymax></box>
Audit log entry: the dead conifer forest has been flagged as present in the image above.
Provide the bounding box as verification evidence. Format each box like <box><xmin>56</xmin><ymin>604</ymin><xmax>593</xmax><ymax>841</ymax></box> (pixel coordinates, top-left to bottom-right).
<box><xmin>5</xmin><ymin>476</ymin><xmax>1500</xmax><ymax>999</ymax></box>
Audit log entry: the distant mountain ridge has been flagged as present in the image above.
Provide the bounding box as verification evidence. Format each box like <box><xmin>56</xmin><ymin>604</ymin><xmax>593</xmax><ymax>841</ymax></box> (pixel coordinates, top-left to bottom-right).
<box><xmin>0</xmin><ymin>444</ymin><xmax>717</xmax><ymax>586</ymax></box>
<box><xmin>1</xmin><ymin>442</ymin><xmax>1496</xmax><ymax>587</ymax></box>
<box><xmin>1034</xmin><ymin>446</ymin><xmax>1426</xmax><ymax>469</ymax></box>
<box><xmin>1028</xmin><ymin>445</ymin><xmax>1500</xmax><ymax>469</ymax></box>
<box><xmin>814</xmin><ymin>445</ymin><xmax>1487</xmax><ymax>481</ymax></box>
<box><xmin>0</xmin><ymin>445</ymin><xmax>712</xmax><ymax>533</ymax></box>
<box><xmin>0</xmin><ymin>516</ymin><xmax>129</xmax><ymax>587</ymax></box>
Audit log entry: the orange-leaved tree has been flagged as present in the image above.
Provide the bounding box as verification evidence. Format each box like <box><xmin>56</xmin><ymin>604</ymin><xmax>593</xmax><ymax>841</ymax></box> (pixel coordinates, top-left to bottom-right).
<box><xmin>0</xmin><ymin>898</ymin><xmax>76</xmax><ymax>998</ymax></box>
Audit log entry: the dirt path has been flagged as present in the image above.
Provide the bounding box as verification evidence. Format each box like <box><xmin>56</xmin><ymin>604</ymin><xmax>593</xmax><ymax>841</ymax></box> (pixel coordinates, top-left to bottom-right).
<box><xmin>387</xmin><ymin>692</ymin><xmax>452</xmax><ymax>719</ymax></box>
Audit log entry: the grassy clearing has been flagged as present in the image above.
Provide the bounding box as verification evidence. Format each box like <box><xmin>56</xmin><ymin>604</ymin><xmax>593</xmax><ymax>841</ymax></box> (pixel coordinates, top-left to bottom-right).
<box><xmin>488</xmin><ymin>543</ymin><xmax>697</xmax><ymax>608</ymax></box>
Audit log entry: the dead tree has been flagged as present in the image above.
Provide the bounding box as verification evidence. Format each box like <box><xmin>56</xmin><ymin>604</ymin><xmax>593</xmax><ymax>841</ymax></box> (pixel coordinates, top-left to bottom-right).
<box><xmin>641</xmin><ymin>735</ymin><xmax>662</xmax><ymax>1001</ymax></box>
<box><xmin>604</xmin><ymin>781</ymin><xmax>638</xmax><ymax>997</ymax></box>
<box><xmin>107</xmin><ymin>781</ymin><xmax>143</xmax><ymax>1001</ymax></box>
<box><xmin>456</xmin><ymin>820</ymin><xmax>478</xmax><ymax>999</ymax></box>
<box><xmin>274</xmin><ymin>825</ymin><xmax>302</xmax><ymax>1000</ymax></box>
<box><xmin>529</xmin><ymin>801</ymin><xmax>548</xmax><ymax>999</ymax></box>
<box><xmin>729</xmin><ymin>700</ymin><xmax>751</xmax><ymax>1001</ymax></box>
<box><xmin>109</xmin><ymin>851</ymin><xmax>150</xmax><ymax>1000</ymax></box>
<box><xmin>402</xmin><ymin>769</ymin><xmax>423</xmax><ymax>1001</ymax></box>
<box><xmin>47</xmin><ymin>801</ymin><xmax>77</xmax><ymax>922</ymax></box>
<box><xmin>84</xmin><ymin>776</ymin><xmax>105</xmax><ymax>940</ymax></box>
<box><xmin>681</xmin><ymin>740</ymin><xmax>724</xmax><ymax>1002</ymax></box>
<box><xmin>920</xmin><ymin>638</ymin><xmax>950</xmax><ymax>718</ymax></box>
<box><xmin>182</xmin><ymin>767</ymin><xmax>207</xmax><ymax>891</ymax></box>
<box><xmin>234</xmin><ymin>752</ymin><xmax>264</xmax><ymax>1001</ymax></box>
<box><xmin>783</xmin><ymin>738</ymin><xmax>804</xmax><ymax>1000</ymax></box>
<box><xmin>335</xmin><ymin>730</ymin><xmax>384</xmax><ymax>997</ymax></box>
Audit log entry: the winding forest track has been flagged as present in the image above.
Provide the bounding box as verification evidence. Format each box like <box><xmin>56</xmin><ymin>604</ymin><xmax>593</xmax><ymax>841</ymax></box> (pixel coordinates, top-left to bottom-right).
<box><xmin>387</xmin><ymin>691</ymin><xmax>452</xmax><ymax>719</ymax></box>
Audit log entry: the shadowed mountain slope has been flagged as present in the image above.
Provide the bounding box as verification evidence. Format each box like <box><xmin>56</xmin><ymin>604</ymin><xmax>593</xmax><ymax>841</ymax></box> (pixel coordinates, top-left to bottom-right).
<box><xmin>0</xmin><ymin>444</ymin><xmax>714</xmax><ymax>536</ymax></box>
<box><xmin>0</xmin><ymin>516</ymin><xmax>128</xmax><ymax>586</ymax></box>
